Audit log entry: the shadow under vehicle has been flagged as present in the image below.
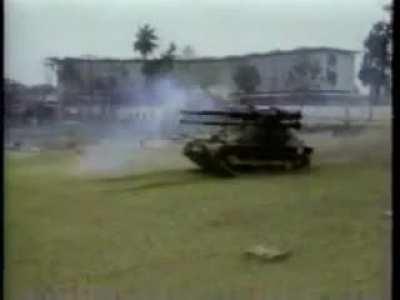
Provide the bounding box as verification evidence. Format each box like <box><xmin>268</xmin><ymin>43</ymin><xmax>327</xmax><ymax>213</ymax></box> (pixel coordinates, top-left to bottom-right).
<box><xmin>180</xmin><ymin>106</ymin><xmax>313</xmax><ymax>177</ymax></box>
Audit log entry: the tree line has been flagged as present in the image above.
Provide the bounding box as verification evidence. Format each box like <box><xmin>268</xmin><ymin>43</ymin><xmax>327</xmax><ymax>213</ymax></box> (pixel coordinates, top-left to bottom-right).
<box><xmin>358</xmin><ymin>3</ymin><xmax>392</xmax><ymax>103</ymax></box>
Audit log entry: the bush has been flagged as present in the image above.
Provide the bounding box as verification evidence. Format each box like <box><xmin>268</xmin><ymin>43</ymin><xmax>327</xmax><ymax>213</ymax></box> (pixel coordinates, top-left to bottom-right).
<box><xmin>233</xmin><ymin>65</ymin><xmax>261</xmax><ymax>93</ymax></box>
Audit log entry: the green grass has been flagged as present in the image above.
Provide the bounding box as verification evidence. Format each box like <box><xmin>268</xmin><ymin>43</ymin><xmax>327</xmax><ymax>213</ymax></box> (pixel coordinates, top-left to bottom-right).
<box><xmin>4</xmin><ymin>126</ymin><xmax>391</xmax><ymax>299</ymax></box>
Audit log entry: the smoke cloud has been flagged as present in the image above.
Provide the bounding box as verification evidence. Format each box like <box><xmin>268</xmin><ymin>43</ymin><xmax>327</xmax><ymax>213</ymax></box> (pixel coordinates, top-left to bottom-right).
<box><xmin>77</xmin><ymin>78</ymin><xmax>218</xmax><ymax>175</ymax></box>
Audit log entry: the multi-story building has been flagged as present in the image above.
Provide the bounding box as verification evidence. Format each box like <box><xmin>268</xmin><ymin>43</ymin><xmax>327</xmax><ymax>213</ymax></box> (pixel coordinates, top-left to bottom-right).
<box><xmin>48</xmin><ymin>47</ymin><xmax>359</xmax><ymax>117</ymax></box>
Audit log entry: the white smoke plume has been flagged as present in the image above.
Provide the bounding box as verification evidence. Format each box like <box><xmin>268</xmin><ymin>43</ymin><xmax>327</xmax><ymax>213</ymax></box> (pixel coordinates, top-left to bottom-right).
<box><xmin>77</xmin><ymin>78</ymin><xmax>218</xmax><ymax>175</ymax></box>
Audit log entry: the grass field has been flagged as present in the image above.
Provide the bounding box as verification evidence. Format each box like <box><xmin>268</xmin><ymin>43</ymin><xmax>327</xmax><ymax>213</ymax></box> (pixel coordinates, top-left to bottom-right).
<box><xmin>4</xmin><ymin>123</ymin><xmax>391</xmax><ymax>299</ymax></box>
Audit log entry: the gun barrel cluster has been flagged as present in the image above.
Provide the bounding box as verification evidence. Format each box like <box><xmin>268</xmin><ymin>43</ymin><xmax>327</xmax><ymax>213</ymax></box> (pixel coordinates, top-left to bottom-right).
<box><xmin>180</xmin><ymin>107</ymin><xmax>302</xmax><ymax>130</ymax></box>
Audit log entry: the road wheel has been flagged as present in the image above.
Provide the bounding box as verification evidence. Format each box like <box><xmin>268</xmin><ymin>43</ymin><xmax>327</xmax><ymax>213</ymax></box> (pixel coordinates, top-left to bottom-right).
<box><xmin>283</xmin><ymin>160</ymin><xmax>295</xmax><ymax>171</ymax></box>
<box><xmin>299</xmin><ymin>154</ymin><xmax>311</xmax><ymax>169</ymax></box>
<box><xmin>214</xmin><ymin>150</ymin><xmax>237</xmax><ymax>177</ymax></box>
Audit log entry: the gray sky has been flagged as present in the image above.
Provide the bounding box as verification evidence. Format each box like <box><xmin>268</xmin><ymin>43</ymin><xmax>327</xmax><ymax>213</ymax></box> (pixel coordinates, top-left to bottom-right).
<box><xmin>5</xmin><ymin>0</ymin><xmax>387</xmax><ymax>85</ymax></box>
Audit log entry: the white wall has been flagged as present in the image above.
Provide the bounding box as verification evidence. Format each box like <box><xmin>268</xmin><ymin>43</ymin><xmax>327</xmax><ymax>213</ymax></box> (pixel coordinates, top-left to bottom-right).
<box><xmin>173</xmin><ymin>50</ymin><xmax>356</xmax><ymax>93</ymax></box>
<box><xmin>66</xmin><ymin>49</ymin><xmax>356</xmax><ymax>96</ymax></box>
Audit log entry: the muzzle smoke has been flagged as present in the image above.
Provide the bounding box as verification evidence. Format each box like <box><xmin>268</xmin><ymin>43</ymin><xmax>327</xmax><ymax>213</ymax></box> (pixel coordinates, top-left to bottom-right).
<box><xmin>77</xmin><ymin>78</ymin><xmax>218</xmax><ymax>175</ymax></box>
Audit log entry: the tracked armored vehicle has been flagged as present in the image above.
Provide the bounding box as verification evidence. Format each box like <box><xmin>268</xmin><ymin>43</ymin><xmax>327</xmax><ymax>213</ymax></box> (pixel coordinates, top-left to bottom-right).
<box><xmin>180</xmin><ymin>106</ymin><xmax>313</xmax><ymax>177</ymax></box>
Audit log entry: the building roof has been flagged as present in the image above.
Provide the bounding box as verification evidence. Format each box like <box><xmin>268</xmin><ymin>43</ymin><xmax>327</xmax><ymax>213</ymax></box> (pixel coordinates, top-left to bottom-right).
<box><xmin>48</xmin><ymin>47</ymin><xmax>359</xmax><ymax>65</ymax></box>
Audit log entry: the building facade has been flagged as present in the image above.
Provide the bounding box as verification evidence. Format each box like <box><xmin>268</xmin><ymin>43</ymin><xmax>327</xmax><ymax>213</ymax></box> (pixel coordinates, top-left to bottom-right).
<box><xmin>49</xmin><ymin>47</ymin><xmax>358</xmax><ymax>108</ymax></box>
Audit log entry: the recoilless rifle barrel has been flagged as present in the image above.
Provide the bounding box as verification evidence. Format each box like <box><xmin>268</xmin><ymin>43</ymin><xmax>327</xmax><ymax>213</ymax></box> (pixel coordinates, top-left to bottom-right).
<box><xmin>180</xmin><ymin>109</ymin><xmax>302</xmax><ymax>121</ymax></box>
<box><xmin>180</xmin><ymin>119</ymin><xmax>302</xmax><ymax>130</ymax></box>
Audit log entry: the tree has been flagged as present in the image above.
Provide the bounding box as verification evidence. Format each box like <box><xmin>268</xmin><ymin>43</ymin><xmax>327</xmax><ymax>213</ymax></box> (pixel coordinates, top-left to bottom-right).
<box><xmin>4</xmin><ymin>78</ymin><xmax>27</xmax><ymax>94</ymax></box>
<box><xmin>181</xmin><ymin>45</ymin><xmax>196</xmax><ymax>59</ymax></box>
<box><xmin>285</xmin><ymin>55</ymin><xmax>322</xmax><ymax>106</ymax></box>
<box><xmin>133</xmin><ymin>24</ymin><xmax>159</xmax><ymax>60</ymax></box>
<box><xmin>162</xmin><ymin>42</ymin><xmax>177</xmax><ymax>62</ymax></box>
<box><xmin>142</xmin><ymin>42</ymin><xmax>177</xmax><ymax>81</ymax></box>
<box><xmin>132</xmin><ymin>24</ymin><xmax>177</xmax><ymax>84</ymax></box>
<box><xmin>286</xmin><ymin>55</ymin><xmax>322</xmax><ymax>92</ymax></box>
<box><xmin>383</xmin><ymin>3</ymin><xmax>393</xmax><ymax>13</ymax></box>
<box><xmin>233</xmin><ymin>64</ymin><xmax>261</xmax><ymax>94</ymax></box>
<box><xmin>29</xmin><ymin>84</ymin><xmax>55</xmax><ymax>96</ymax></box>
<box><xmin>4</xmin><ymin>79</ymin><xmax>27</xmax><ymax>120</ymax></box>
<box><xmin>359</xmin><ymin>21</ymin><xmax>391</xmax><ymax>101</ymax></box>
<box><xmin>358</xmin><ymin>4</ymin><xmax>392</xmax><ymax>104</ymax></box>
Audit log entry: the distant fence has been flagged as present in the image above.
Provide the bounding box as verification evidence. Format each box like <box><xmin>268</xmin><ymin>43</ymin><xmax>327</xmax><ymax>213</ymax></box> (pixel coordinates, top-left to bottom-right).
<box><xmin>4</xmin><ymin>105</ymin><xmax>391</xmax><ymax>150</ymax></box>
<box><xmin>258</xmin><ymin>105</ymin><xmax>391</xmax><ymax>122</ymax></box>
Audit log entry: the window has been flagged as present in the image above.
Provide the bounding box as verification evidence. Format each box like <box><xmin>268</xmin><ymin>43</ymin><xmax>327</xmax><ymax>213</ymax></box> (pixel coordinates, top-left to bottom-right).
<box><xmin>328</xmin><ymin>54</ymin><xmax>337</xmax><ymax>66</ymax></box>
<box><xmin>326</xmin><ymin>70</ymin><xmax>337</xmax><ymax>86</ymax></box>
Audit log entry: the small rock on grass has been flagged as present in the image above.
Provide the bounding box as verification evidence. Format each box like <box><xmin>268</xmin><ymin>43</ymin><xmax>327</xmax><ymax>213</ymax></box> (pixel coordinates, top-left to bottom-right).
<box><xmin>244</xmin><ymin>245</ymin><xmax>292</xmax><ymax>262</ymax></box>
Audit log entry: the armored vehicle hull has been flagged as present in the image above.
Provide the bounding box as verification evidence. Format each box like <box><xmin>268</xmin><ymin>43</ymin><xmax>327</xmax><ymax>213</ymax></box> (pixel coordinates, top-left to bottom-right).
<box><xmin>181</xmin><ymin>106</ymin><xmax>314</xmax><ymax>177</ymax></box>
<box><xmin>183</xmin><ymin>138</ymin><xmax>313</xmax><ymax>177</ymax></box>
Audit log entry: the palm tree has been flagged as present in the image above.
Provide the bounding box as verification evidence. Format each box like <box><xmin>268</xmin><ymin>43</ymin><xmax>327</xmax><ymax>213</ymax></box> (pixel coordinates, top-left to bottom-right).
<box><xmin>133</xmin><ymin>24</ymin><xmax>158</xmax><ymax>60</ymax></box>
